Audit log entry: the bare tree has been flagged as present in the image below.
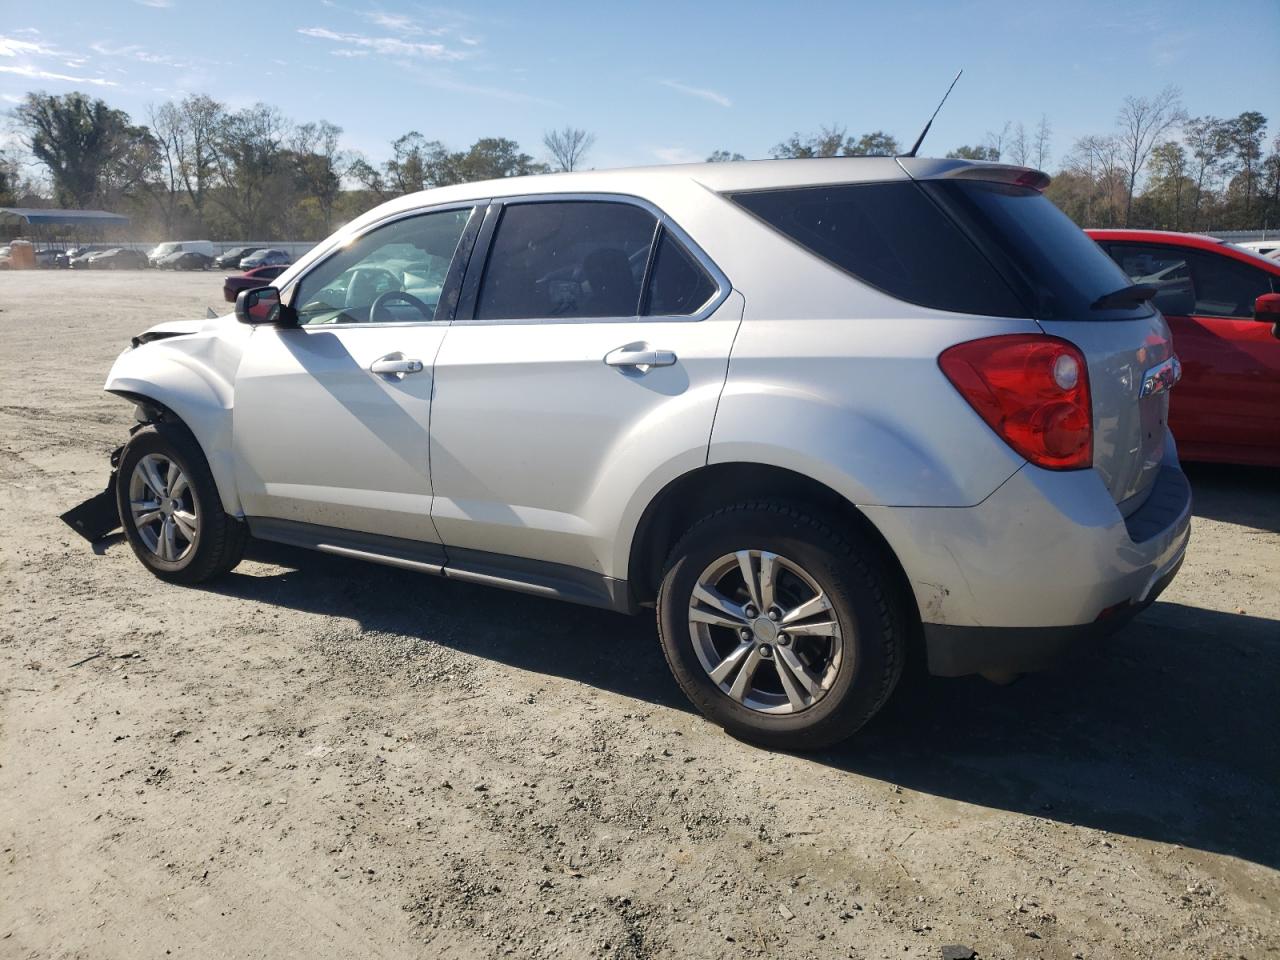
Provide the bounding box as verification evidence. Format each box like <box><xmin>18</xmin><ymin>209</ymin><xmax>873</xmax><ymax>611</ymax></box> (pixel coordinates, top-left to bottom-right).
<box><xmin>1008</xmin><ymin>122</ymin><xmax>1029</xmax><ymax>166</ymax></box>
<box><xmin>177</xmin><ymin>94</ymin><xmax>224</xmax><ymax>229</ymax></box>
<box><xmin>1184</xmin><ymin>116</ymin><xmax>1233</xmax><ymax>229</ymax></box>
<box><xmin>148</xmin><ymin>102</ymin><xmax>184</xmax><ymax>232</ymax></box>
<box><xmin>1115</xmin><ymin>86</ymin><xmax>1185</xmax><ymax>225</ymax></box>
<box><xmin>984</xmin><ymin>121</ymin><xmax>1011</xmax><ymax>161</ymax></box>
<box><xmin>1033</xmin><ymin>115</ymin><xmax>1052</xmax><ymax>170</ymax></box>
<box><xmin>543</xmin><ymin>127</ymin><xmax>595</xmax><ymax>172</ymax></box>
<box><xmin>706</xmin><ymin>150</ymin><xmax>745</xmax><ymax>162</ymax></box>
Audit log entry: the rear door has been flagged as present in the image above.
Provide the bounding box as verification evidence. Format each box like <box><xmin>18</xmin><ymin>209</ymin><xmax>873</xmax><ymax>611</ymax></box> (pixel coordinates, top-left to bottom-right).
<box><xmin>1103</xmin><ymin>242</ymin><xmax>1280</xmax><ymax>462</ymax></box>
<box><xmin>428</xmin><ymin>196</ymin><xmax>741</xmax><ymax>577</ymax></box>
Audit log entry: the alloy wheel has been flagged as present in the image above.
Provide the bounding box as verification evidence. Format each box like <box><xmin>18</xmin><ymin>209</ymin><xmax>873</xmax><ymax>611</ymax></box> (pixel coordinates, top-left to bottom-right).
<box><xmin>688</xmin><ymin>550</ymin><xmax>845</xmax><ymax>714</ymax></box>
<box><xmin>128</xmin><ymin>453</ymin><xmax>198</xmax><ymax>562</ymax></box>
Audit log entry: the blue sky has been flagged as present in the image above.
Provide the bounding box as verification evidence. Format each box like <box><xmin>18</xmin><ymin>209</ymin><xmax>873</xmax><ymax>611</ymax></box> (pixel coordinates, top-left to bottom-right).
<box><xmin>2</xmin><ymin>0</ymin><xmax>1277</xmax><ymax>170</ymax></box>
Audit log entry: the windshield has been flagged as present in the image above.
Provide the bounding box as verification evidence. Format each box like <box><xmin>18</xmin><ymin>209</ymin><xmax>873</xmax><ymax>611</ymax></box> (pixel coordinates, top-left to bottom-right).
<box><xmin>925</xmin><ymin>180</ymin><xmax>1154</xmax><ymax>321</ymax></box>
<box><xmin>151</xmin><ymin>242</ymin><xmax>178</xmax><ymax>257</ymax></box>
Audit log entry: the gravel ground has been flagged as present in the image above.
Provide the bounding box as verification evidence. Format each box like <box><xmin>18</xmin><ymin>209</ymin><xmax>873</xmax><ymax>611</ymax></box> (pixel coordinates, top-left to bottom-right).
<box><xmin>1</xmin><ymin>269</ymin><xmax>1278</xmax><ymax>960</ymax></box>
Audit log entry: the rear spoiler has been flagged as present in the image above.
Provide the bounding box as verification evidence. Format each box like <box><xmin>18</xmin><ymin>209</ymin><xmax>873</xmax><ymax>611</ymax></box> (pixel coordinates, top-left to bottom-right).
<box><xmin>896</xmin><ymin>157</ymin><xmax>1051</xmax><ymax>192</ymax></box>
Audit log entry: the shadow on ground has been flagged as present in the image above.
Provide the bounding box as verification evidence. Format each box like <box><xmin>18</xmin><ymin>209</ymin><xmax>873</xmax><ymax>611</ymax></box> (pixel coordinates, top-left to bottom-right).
<box><xmin>200</xmin><ymin>532</ymin><xmax>1280</xmax><ymax>872</ymax></box>
<box><xmin>106</xmin><ymin>463</ymin><xmax>1270</xmax><ymax>870</ymax></box>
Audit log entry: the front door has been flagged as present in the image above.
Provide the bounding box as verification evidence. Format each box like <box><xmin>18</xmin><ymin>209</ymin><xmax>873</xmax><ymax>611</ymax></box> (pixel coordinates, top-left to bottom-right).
<box><xmin>1103</xmin><ymin>242</ymin><xmax>1280</xmax><ymax>463</ymax></box>
<box><xmin>232</xmin><ymin>205</ymin><xmax>479</xmax><ymax>541</ymax></box>
<box><xmin>428</xmin><ymin>197</ymin><xmax>741</xmax><ymax>577</ymax></box>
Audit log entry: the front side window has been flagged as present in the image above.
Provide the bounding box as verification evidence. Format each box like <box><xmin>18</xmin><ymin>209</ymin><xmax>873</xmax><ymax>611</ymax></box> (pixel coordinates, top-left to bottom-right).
<box><xmin>292</xmin><ymin>207</ymin><xmax>472</xmax><ymax>326</ymax></box>
<box><xmin>1102</xmin><ymin>243</ymin><xmax>1194</xmax><ymax>316</ymax></box>
<box><xmin>1104</xmin><ymin>244</ymin><xmax>1274</xmax><ymax>318</ymax></box>
<box><xmin>475</xmin><ymin>201</ymin><xmax>658</xmax><ymax>321</ymax></box>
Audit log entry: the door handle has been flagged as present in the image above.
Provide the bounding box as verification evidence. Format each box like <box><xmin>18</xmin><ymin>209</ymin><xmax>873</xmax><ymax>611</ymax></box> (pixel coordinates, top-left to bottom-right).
<box><xmin>370</xmin><ymin>356</ymin><xmax>424</xmax><ymax>376</ymax></box>
<box><xmin>604</xmin><ymin>347</ymin><xmax>677</xmax><ymax>369</ymax></box>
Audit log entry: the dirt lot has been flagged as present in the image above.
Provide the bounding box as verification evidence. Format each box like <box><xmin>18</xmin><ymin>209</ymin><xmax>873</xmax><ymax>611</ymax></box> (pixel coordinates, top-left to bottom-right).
<box><xmin>1</xmin><ymin>269</ymin><xmax>1277</xmax><ymax>960</ymax></box>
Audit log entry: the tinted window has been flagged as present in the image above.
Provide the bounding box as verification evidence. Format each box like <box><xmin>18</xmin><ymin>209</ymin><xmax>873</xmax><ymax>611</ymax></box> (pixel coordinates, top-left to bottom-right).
<box><xmin>1104</xmin><ymin>243</ymin><xmax>1275</xmax><ymax>319</ymax></box>
<box><xmin>643</xmin><ymin>229</ymin><xmax>718</xmax><ymax>316</ymax></box>
<box><xmin>476</xmin><ymin>201</ymin><xmax>657</xmax><ymax>321</ymax></box>
<box><xmin>292</xmin><ymin>208</ymin><xmax>472</xmax><ymax>326</ymax></box>
<box><xmin>925</xmin><ymin>181</ymin><xmax>1150</xmax><ymax>321</ymax></box>
<box><xmin>732</xmin><ymin>182</ymin><xmax>1026</xmax><ymax>318</ymax></box>
<box><xmin>1101</xmin><ymin>244</ymin><xmax>1194</xmax><ymax>316</ymax></box>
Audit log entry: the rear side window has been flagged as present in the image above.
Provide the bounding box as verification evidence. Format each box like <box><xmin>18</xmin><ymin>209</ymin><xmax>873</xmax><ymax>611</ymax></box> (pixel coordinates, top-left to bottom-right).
<box><xmin>643</xmin><ymin>228</ymin><xmax>718</xmax><ymax>316</ymax></box>
<box><xmin>730</xmin><ymin>181</ymin><xmax>1027</xmax><ymax>318</ymax></box>
<box><xmin>477</xmin><ymin>201</ymin><xmax>657</xmax><ymax>320</ymax></box>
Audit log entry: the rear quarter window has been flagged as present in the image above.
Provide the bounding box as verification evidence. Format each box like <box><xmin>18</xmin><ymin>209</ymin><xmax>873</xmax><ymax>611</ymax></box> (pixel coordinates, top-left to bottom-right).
<box><xmin>730</xmin><ymin>181</ymin><xmax>1028</xmax><ymax>318</ymax></box>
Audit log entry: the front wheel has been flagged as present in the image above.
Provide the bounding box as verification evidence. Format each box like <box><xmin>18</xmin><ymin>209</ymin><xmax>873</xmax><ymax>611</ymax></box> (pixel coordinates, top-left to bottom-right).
<box><xmin>657</xmin><ymin>502</ymin><xmax>905</xmax><ymax>750</ymax></box>
<box><xmin>116</xmin><ymin>423</ymin><xmax>247</xmax><ymax>583</ymax></box>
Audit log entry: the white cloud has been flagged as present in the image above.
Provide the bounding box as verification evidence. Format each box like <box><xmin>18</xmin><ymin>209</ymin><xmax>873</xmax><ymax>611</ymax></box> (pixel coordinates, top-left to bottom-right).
<box><xmin>0</xmin><ymin>35</ymin><xmax>59</xmax><ymax>57</ymax></box>
<box><xmin>0</xmin><ymin>63</ymin><xmax>117</xmax><ymax>86</ymax></box>
<box><xmin>297</xmin><ymin>26</ymin><xmax>467</xmax><ymax>60</ymax></box>
<box><xmin>134</xmin><ymin>0</ymin><xmax>173</xmax><ymax>7</ymax></box>
<box><xmin>659</xmin><ymin>79</ymin><xmax>731</xmax><ymax>108</ymax></box>
<box><xmin>652</xmin><ymin>146</ymin><xmax>703</xmax><ymax>165</ymax></box>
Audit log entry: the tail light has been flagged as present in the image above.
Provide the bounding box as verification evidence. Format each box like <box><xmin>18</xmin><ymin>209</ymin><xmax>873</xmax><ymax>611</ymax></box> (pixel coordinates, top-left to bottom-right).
<box><xmin>939</xmin><ymin>334</ymin><xmax>1092</xmax><ymax>470</ymax></box>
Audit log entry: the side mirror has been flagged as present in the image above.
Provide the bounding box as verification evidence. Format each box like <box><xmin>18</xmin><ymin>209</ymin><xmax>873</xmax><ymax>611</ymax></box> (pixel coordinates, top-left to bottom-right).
<box><xmin>235</xmin><ymin>286</ymin><xmax>296</xmax><ymax>326</ymax></box>
<box><xmin>1254</xmin><ymin>292</ymin><xmax>1280</xmax><ymax>323</ymax></box>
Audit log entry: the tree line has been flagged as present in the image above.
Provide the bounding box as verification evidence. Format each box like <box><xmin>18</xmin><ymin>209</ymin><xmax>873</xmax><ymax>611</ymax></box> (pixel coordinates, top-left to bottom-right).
<box><xmin>2</xmin><ymin>87</ymin><xmax>1277</xmax><ymax>240</ymax></box>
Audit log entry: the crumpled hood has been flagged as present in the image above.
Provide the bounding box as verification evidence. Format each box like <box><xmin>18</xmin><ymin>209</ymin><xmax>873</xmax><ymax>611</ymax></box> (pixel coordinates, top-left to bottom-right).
<box><xmin>131</xmin><ymin>313</ymin><xmax>235</xmax><ymax>347</ymax></box>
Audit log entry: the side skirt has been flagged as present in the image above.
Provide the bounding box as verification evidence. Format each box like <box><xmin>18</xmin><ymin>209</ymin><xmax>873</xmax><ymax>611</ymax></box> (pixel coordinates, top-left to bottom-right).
<box><xmin>247</xmin><ymin>517</ymin><xmax>635</xmax><ymax>614</ymax></box>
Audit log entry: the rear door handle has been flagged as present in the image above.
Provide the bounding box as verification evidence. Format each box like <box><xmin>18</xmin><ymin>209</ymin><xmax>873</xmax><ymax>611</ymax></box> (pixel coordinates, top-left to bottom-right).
<box><xmin>370</xmin><ymin>356</ymin><xmax>424</xmax><ymax>377</ymax></box>
<box><xmin>604</xmin><ymin>347</ymin><xmax>677</xmax><ymax>369</ymax></box>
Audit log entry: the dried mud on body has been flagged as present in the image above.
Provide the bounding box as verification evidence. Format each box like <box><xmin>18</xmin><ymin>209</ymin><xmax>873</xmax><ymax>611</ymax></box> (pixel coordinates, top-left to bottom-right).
<box><xmin>1</xmin><ymin>270</ymin><xmax>1278</xmax><ymax>959</ymax></box>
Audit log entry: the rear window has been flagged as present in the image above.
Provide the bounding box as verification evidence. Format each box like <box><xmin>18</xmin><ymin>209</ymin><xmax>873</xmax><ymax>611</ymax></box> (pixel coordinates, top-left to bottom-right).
<box><xmin>924</xmin><ymin>180</ymin><xmax>1151</xmax><ymax>321</ymax></box>
<box><xmin>731</xmin><ymin>182</ymin><xmax>1026</xmax><ymax>318</ymax></box>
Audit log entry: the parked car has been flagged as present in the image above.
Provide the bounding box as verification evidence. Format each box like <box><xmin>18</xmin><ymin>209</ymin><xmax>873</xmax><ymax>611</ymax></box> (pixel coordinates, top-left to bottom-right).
<box><xmin>0</xmin><ymin>245</ymin><xmax>11</xmax><ymax>269</ymax></box>
<box><xmin>1089</xmin><ymin>229</ymin><xmax>1280</xmax><ymax>468</ymax></box>
<box><xmin>222</xmin><ymin>264</ymin><xmax>288</xmax><ymax>303</ymax></box>
<box><xmin>99</xmin><ymin>158</ymin><xmax>1191</xmax><ymax>749</ymax></box>
<box><xmin>149</xmin><ymin>240</ymin><xmax>215</xmax><ymax>267</ymax></box>
<box><xmin>158</xmin><ymin>250</ymin><xmax>214</xmax><ymax>271</ymax></box>
<box><xmin>214</xmin><ymin>246</ymin><xmax>263</xmax><ymax>270</ymax></box>
<box><xmin>239</xmin><ymin>248</ymin><xmax>291</xmax><ymax>270</ymax></box>
<box><xmin>90</xmin><ymin>248</ymin><xmax>150</xmax><ymax>270</ymax></box>
<box><xmin>33</xmin><ymin>247</ymin><xmax>63</xmax><ymax>269</ymax></box>
<box><xmin>55</xmin><ymin>245</ymin><xmax>101</xmax><ymax>268</ymax></box>
<box><xmin>68</xmin><ymin>248</ymin><xmax>105</xmax><ymax>269</ymax></box>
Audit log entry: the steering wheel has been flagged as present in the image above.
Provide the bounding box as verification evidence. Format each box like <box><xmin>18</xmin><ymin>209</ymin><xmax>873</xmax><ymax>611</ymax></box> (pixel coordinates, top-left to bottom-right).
<box><xmin>370</xmin><ymin>290</ymin><xmax>432</xmax><ymax>323</ymax></box>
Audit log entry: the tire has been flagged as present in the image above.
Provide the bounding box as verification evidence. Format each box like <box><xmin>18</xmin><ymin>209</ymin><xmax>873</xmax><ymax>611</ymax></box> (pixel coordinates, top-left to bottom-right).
<box><xmin>116</xmin><ymin>422</ymin><xmax>248</xmax><ymax>584</ymax></box>
<box><xmin>657</xmin><ymin>501</ymin><xmax>905</xmax><ymax>751</ymax></box>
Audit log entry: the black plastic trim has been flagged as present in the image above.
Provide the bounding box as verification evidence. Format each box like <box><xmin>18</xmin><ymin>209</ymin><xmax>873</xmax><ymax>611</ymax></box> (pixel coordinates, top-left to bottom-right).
<box><xmin>1124</xmin><ymin>466</ymin><xmax>1192</xmax><ymax>543</ymax></box>
<box><xmin>245</xmin><ymin>517</ymin><xmax>633</xmax><ymax>614</ymax></box>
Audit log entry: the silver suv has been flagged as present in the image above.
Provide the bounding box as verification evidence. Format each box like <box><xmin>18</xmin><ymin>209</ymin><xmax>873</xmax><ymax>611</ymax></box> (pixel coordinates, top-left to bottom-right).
<box><xmin>100</xmin><ymin>157</ymin><xmax>1191</xmax><ymax>749</ymax></box>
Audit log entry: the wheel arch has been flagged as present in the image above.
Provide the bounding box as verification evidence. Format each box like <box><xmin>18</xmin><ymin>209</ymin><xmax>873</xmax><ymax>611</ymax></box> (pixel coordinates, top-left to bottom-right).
<box><xmin>627</xmin><ymin>462</ymin><xmax>921</xmax><ymax>647</ymax></box>
<box><xmin>105</xmin><ymin>345</ymin><xmax>242</xmax><ymax>516</ymax></box>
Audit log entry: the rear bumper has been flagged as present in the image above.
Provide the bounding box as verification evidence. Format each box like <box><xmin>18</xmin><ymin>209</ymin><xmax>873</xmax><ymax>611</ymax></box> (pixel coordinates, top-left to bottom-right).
<box><xmin>862</xmin><ymin>447</ymin><xmax>1192</xmax><ymax>678</ymax></box>
<box><xmin>921</xmin><ymin>549</ymin><xmax>1184</xmax><ymax>676</ymax></box>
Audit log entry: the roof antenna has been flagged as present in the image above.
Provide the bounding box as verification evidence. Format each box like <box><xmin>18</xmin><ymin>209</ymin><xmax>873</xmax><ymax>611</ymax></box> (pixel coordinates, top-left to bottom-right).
<box><xmin>903</xmin><ymin>69</ymin><xmax>963</xmax><ymax>158</ymax></box>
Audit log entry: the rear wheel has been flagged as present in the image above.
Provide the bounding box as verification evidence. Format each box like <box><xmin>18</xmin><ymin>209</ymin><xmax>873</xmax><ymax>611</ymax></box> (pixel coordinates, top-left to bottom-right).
<box><xmin>116</xmin><ymin>423</ymin><xmax>247</xmax><ymax>583</ymax></box>
<box><xmin>657</xmin><ymin>502</ymin><xmax>905</xmax><ymax>750</ymax></box>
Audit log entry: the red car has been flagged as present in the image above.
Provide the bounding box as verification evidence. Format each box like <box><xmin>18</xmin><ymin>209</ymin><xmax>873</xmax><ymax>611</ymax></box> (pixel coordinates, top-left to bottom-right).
<box><xmin>223</xmin><ymin>264</ymin><xmax>288</xmax><ymax>303</ymax></box>
<box><xmin>1088</xmin><ymin>229</ymin><xmax>1280</xmax><ymax>467</ymax></box>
